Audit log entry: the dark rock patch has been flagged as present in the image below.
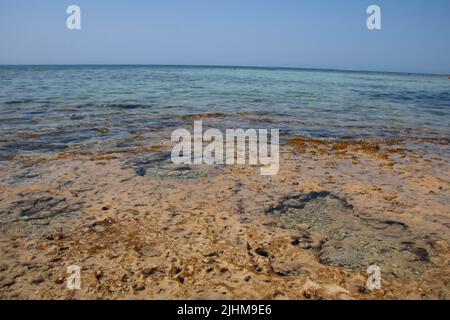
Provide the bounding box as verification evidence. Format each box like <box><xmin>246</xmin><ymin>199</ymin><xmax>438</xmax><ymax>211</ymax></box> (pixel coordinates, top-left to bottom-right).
<box><xmin>263</xmin><ymin>191</ymin><xmax>434</xmax><ymax>276</ymax></box>
<box><xmin>265</xmin><ymin>191</ymin><xmax>352</xmax><ymax>230</ymax></box>
<box><xmin>135</xmin><ymin>167</ymin><xmax>146</xmax><ymax>177</ymax></box>
<box><xmin>124</xmin><ymin>152</ymin><xmax>223</xmax><ymax>180</ymax></box>
<box><xmin>383</xmin><ymin>220</ymin><xmax>408</xmax><ymax>229</ymax></box>
<box><xmin>6</xmin><ymin>194</ymin><xmax>82</xmax><ymax>222</ymax></box>
<box><xmin>255</xmin><ymin>248</ymin><xmax>270</xmax><ymax>257</ymax></box>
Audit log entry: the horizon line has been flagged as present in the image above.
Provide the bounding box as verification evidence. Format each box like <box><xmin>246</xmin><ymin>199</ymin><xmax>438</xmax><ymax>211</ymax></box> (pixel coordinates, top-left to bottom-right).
<box><xmin>0</xmin><ymin>63</ymin><xmax>447</xmax><ymax>77</ymax></box>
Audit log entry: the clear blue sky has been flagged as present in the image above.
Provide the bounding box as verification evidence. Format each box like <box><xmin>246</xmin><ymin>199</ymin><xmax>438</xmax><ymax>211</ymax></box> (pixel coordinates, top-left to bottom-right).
<box><xmin>0</xmin><ymin>0</ymin><xmax>449</xmax><ymax>74</ymax></box>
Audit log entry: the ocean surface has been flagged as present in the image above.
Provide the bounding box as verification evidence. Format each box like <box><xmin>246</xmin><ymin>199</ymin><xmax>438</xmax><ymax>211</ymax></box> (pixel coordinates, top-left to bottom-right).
<box><xmin>0</xmin><ymin>65</ymin><xmax>449</xmax><ymax>157</ymax></box>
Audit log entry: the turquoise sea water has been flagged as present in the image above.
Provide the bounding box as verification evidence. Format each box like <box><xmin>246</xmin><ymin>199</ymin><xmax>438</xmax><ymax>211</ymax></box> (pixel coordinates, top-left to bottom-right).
<box><xmin>0</xmin><ymin>65</ymin><xmax>449</xmax><ymax>157</ymax></box>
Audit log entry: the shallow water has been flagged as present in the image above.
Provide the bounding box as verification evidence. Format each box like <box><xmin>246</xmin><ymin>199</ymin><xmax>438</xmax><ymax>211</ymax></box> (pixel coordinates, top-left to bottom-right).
<box><xmin>0</xmin><ymin>65</ymin><xmax>449</xmax><ymax>157</ymax></box>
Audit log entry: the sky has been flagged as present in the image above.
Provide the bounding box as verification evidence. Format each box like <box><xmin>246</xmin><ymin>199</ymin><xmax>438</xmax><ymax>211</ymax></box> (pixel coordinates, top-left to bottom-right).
<box><xmin>0</xmin><ymin>0</ymin><xmax>449</xmax><ymax>74</ymax></box>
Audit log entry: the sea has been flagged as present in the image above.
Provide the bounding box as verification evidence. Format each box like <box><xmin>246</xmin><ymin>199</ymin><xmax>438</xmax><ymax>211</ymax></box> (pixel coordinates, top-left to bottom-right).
<box><xmin>0</xmin><ymin>65</ymin><xmax>449</xmax><ymax>158</ymax></box>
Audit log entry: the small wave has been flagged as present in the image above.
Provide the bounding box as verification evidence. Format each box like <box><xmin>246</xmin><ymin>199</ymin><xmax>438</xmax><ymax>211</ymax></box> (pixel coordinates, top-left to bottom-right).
<box><xmin>74</xmin><ymin>103</ymin><xmax>152</xmax><ymax>110</ymax></box>
<box><xmin>101</xmin><ymin>103</ymin><xmax>152</xmax><ymax>110</ymax></box>
<box><xmin>4</xmin><ymin>99</ymin><xmax>35</xmax><ymax>105</ymax></box>
<box><xmin>367</xmin><ymin>90</ymin><xmax>450</xmax><ymax>106</ymax></box>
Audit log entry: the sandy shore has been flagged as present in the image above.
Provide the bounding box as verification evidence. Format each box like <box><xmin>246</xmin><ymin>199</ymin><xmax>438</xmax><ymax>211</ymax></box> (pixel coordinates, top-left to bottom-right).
<box><xmin>0</xmin><ymin>136</ymin><xmax>449</xmax><ymax>299</ymax></box>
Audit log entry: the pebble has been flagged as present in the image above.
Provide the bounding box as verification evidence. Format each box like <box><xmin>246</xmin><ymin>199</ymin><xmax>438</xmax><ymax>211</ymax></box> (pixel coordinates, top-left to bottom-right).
<box><xmin>31</xmin><ymin>275</ymin><xmax>45</xmax><ymax>284</ymax></box>
<box><xmin>134</xmin><ymin>283</ymin><xmax>146</xmax><ymax>292</ymax></box>
<box><xmin>298</xmin><ymin>223</ymin><xmax>311</xmax><ymax>230</ymax></box>
<box><xmin>95</xmin><ymin>271</ymin><xmax>103</xmax><ymax>280</ymax></box>
<box><xmin>135</xmin><ymin>167</ymin><xmax>146</xmax><ymax>177</ymax></box>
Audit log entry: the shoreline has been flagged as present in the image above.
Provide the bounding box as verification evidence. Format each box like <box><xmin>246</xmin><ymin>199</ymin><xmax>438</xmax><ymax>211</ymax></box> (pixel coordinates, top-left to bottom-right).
<box><xmin>1</xmin><ymin>136</ymin><xmax>448</xmax><ymax>299</ymax></box>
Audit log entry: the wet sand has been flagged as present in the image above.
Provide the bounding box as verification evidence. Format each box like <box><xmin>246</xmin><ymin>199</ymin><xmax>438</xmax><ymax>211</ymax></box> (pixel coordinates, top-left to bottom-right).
<box><xmin>0</xmin><ymin>135</ymin><xmax>449</xmax><ymax>300</ymax></box>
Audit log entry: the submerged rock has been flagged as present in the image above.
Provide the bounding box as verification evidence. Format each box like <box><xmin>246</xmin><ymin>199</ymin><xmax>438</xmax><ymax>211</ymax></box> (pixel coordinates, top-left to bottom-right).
<box><xmin>264</xmin><ymin>191</ymin><xmax>434</xmax><ymax>276</ymax></box>
<box><xmin>125</xmin><ymin>152</ymin><xmax>222</xmax><ymax>180</ymax></box>
<box><xmin>266</xmin><ymin>191</ymin><xmax>352</xmax><ymax>230</ymax></box>
<box><xmin>135</xmin><ymin>167</ymin><xmax>146</xmax><ymax>177</ymax></box>
<box><xmin>319</xmin><ymin>247</ymin><xmax>365</xmax><ymax>269</ymax></box>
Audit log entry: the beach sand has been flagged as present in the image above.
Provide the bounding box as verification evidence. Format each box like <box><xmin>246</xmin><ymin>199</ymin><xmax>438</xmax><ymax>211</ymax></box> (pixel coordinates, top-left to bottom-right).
<box><xmin>0</xmin><ymin>136</ymin><xmax>449</xmax><ymax>300</ymax></box>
